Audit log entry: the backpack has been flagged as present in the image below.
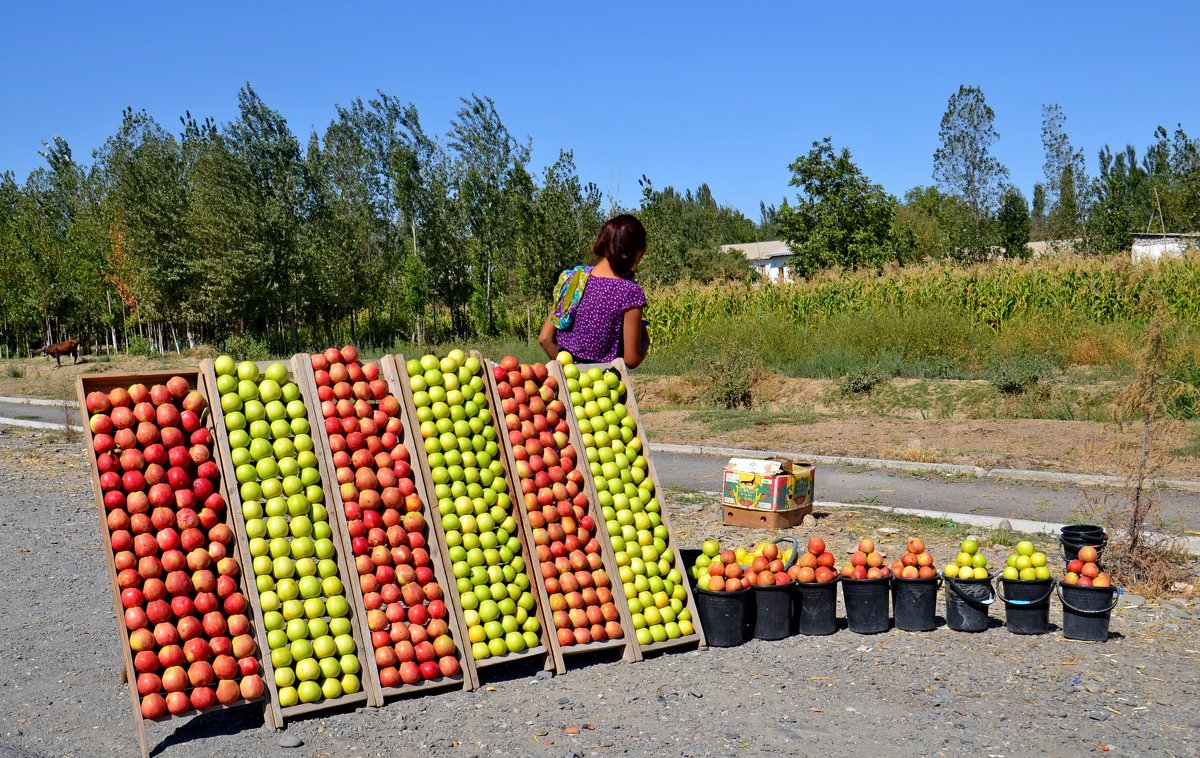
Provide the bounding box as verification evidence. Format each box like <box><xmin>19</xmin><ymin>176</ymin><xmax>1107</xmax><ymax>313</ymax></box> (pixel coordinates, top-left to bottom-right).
<box><xmin>551</xmin><ymin>265</ymin><xmax>592</xmax><ymax>330</ymax></box>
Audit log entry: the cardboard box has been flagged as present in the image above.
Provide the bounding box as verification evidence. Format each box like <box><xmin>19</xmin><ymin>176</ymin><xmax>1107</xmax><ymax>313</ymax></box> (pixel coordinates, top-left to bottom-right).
<box><xmin>721</xmin><ymin>457</ymin><xmax>814</xmax><ymax>528</ymax></box>
<box><xmin>721</xmin><ymin>457</ymin><xmax>814</xmax><ymax>511</ymax></box>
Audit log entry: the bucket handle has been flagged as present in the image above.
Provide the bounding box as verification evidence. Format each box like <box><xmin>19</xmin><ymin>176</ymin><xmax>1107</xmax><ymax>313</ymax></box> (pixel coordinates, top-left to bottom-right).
<box><xmin>1056</xmin><ymin>585</ymin><xmax>1120</xmax><ymax>614</ymax></box>
<box><xmin>995</xmin><ymin>578</ymin><xmax>1056</xmax><ymax>606</ymax></box>
<box><xmin>946</xmin><ymin>576</ymin><xmax>995</xmax><ymax>606</ymax></box>
<box><xmin>774</xmin><ymin>537</ymin><xmax>800</xmax><ymax>569</ymax></box>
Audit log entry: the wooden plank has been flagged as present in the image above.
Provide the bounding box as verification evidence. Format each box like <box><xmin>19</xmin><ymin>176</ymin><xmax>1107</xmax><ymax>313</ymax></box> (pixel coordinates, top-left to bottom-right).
<box><xmin>392</xmin><ymin>353</ymin><xmax>556</xmax><ymax>678</ymax></box>
<box><xmin>76</xmin><ymin>370</ymin><xmax>272</xmax><ymax>758</ymax></box>
<box><xmin>487</xmin><ymin>358</ymin><xmax>641</xmax><ymax>666</ymax></box>
<box><xmin>560</xmin><ymin>360</ymin><xmax>706</xmax><ymax>654</ymax></box>
<box><xmin>202</xmin><ymin>359</ymin><xmax>372</xmax><ymax>721</ymax></box>
<box><xmin>291</xmin><ymin>352</ymin><xmax>473</xmax><ymax>700</ymax></box>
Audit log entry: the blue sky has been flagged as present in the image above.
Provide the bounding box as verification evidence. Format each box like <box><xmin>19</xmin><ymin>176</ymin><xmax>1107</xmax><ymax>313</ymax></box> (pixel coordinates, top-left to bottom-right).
<box><xmin>2</xmin><ymin>2</ymin><xmax>1198</xmax><ymax>219</ymax></box>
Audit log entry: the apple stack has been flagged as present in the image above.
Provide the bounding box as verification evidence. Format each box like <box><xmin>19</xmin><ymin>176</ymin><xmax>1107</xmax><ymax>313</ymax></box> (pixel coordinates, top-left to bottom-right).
<box><xmin>404</xmin><ymin>351</ymin><xmax>545</xmax><ymax>664</ymax></box>
<box><xmin>212</xmin><ymin>357</ymin><xmax>364</xmax><ymax>709</ymax></box>
<box><xmin>307</xmin><ymin>346</ymin><xmax>463</xmax><ymax>691</ymax></box>
<box><xmin>493</xmin><ymin>356</ymin><xmax>626</xmax><ymax>652</ymax></box>
<box><xmin>83</xmin><ymin>376</ymin><xmax>265</xmax><ymax>720</ymax></box>
<box><xmin>559</xmin><ymin>354</ymin><xmax>698</xmax><ymax>648</ymax></box>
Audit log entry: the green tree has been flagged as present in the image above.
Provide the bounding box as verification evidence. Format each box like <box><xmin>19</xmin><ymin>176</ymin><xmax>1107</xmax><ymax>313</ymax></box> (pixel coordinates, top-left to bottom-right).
<box><xmin>1041</xmin><ymin>104</ymin><xmax>1087</xmax><ymax>241</ymax></box>
<box><xmin>997</xmin><ymin>187</ymin><xmax>1031</xmax><ymax>258</ymax></box>
<box><xmin>933</xmin><ymin>85</ymin><xmax>1010</xmax><ymax>259</ymax></box>
<box><xmin>1031</xmin><ymin>182</ymin><xmax>1048</xmax><ymax>239</ymax></box>
<box><xmin>776</xmin><ymin>137</ymin><xmax>897</xmax><ymax>277</ymax></box>
<box><xmin>635</xmin><ymin>178</ymin><xmax>757</xmax><ymax>284</ymax></box>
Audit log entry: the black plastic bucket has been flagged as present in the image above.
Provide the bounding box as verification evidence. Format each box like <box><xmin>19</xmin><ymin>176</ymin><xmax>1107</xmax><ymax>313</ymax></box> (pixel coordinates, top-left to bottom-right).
<box><xmin>841</xmin><ymin>577</ymin><xmax>891</xmax><ymax>634</ymax></box>
<box><xmin>944</xmin><ymin>575</ymin><xmax>995</xmax><ymax>632</ymax></box>
<box><xmin>1058</xmin><ymin>583</ymin><xmax>1119</xmax><ymax>642</ymax></box>
<box><xmin>695</xmin><ymin>588</ymin><xmax>753</xmax><ymax>647</ymax></box>
<box><xmin>997</xmin><ymin>578</ymin><xmax>1055</xmax><ymax>634</ymax></box>
<box><xmin>1060</xmin><ymin>525</ymin><xmax>1108</xmax><ymax>563</ymax></box>
<box><xmin>751</xmin><ymin>582</ymin><xmax>795</xmax><ymax>640</ymax></box>
<box><xmin>892</xmin><ymin>575</ymin><xmax>942</xmax><ymax>631</ymax></box>
<box><xmin>794</xmin><ymin>579</ymin><xmax>839</xmax><ymax>635</ymax></box>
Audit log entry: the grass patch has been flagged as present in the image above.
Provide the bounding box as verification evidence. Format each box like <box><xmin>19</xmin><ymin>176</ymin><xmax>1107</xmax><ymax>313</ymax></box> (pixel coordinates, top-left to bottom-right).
<box><xmin>1171</xmin><ymin>433</ymin><xmax>1200</xmax><ymax>459</ymax></box>
<box><xmin>14</xmin><ymin>414</ymin><xmax>39</xmax><ymax>421</ymax></box>
<box><xmin>844</xmin><ymin>510</ymin><xmax>972</xmax><ymax>542</ymax></box>
<box><xmin>5</xmin><ymin>364</ymin><xmax>24</xmax><ymax>379</ymax></box>
<box><xmin>684</xmin><ymin>407</ymin><xmax>817</xmax><ymax>434</ymax></box>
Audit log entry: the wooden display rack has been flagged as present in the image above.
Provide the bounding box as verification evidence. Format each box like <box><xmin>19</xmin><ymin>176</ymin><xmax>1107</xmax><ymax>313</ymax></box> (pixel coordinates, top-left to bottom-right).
<box><xmin>482</xmin><ymin>358</ymin><xmax>641</xmax><ymax>667</ymax></box>
<box><xmin>76</xmin><ymin>370</ymin><xmax>273</xmax><ymax>758</ymax></box>
<box><xmin>558</xmin><ymin>359</ymin><xmax>707</xmax><ymax>655</ymax></box>
<box><xmin>391</xmin><ymin>354</ymin><xmax>561</xmax><ymax>678</ymax></box>
<box><xmin>289</xmin><ymin>353</ymin><xmax>478</xmax><ymax>697</ymax></box>
<box><xmin>201</xmin><ymin>359</ymin><xmax>378</xmax><ymax>722</ymax></box>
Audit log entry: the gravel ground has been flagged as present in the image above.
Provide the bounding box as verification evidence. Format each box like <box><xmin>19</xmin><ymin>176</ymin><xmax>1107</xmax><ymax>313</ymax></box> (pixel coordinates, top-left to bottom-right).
<box><xmin>1</xmin><ymin>427</ymin><xmax>1198</xmax><ymax>758</ymax></box>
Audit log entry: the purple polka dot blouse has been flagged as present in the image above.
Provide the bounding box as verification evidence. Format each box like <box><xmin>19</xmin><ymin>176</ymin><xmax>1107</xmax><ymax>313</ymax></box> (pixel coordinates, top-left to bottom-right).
<box><xmin>556</xmin><ymin>275</ymin><xmax>647</xmax><ymax>363</ymax></box>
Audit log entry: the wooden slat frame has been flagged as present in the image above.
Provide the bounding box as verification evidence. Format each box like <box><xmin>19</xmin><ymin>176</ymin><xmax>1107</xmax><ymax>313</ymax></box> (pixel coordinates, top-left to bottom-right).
<box><xmin>560</xmin><ymin>359</ymin><xmax>707</xmax><ymax>654</ymax></box>
<box><xmin>201</xmin><ymin>359</ymin><xmax>374</xmax><ymax>722</ymax></box>
<box><xmin>76</xmin><ymin>370</ymin><xmax>273</xmax><ymax>758</ymax></box>
<box><xmin>486</xmin><ymin>358</ymin><xmax>641</xmax><ymax>665</ymax></box>
<box><xmin>390</xmin><ymin>353</ymin><xmax>558</xmax><ymax>677</ymax></box>
<box><xmin>291</xmin><ymin>352</ymin><xmax>475</xmax><ymax>698</ymax></box>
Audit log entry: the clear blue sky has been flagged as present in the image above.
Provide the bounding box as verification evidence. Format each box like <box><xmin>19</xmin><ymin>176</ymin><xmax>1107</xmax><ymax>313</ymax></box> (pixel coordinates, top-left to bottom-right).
<box><xmin>3</xmin><ymin>2</ymin><xmax>1198</xmax><ymax>219</ymax></box>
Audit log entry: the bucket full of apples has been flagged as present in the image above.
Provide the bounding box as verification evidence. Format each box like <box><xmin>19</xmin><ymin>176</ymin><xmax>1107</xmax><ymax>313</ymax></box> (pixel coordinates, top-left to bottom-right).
<box><xmin>891</xmin><ymin>538</ymin><xmax>941</xmax><ymax>632</ymax></box>
<box><xmin>995</xmin><ymin>541</ymin><xmax>1055</xmax><ymax>635</ymax></box>
<box><xmin>790</xmin><ymin>537</ymin><xmax>839</xmax><ymax>636</ymax></box>
<box><xmin>691</xmin><ymin>541</ymin><xmax>753</xmax><ymax>647</ymax></box>
<box><xmin>746</xmin><ymin>538</ymin><xmax>798</xmax><ymax>641</ymax></box>
<box><xmin>1057</xmin><ymin>546</ymin><xmax>1118</xmax><ymax>642</ymax></box>
<box><xmin>839</xmin><ymin>539</ymin><xmax>892</xmax><ymax>634</ymax></box>
<box><xmin>942</xmin><ymin>539</ymin><xmax>994</xmax><ymax>632</ymax></box>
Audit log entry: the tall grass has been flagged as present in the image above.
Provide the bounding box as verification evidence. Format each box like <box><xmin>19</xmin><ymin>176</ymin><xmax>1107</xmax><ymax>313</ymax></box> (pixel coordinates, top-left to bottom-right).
<box><xmin>646</xmin><ymin>254</ymin><xmax>1200</xmax><ymax>345</ymax></box>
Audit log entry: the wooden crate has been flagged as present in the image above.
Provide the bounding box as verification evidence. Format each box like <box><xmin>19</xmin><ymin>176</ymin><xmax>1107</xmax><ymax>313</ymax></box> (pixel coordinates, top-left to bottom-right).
<box><xmin>560</xmin><ymin>359</ymin><xmax>707</xmax><ymax>654</ymax></box>
<box><xmin>76</xmin><ymin>371</ymin><xmax>273</xmax><ymax>758</ymax></box>
<box><xmin>485</xmin><ymin>358</ymin><xmax>641</xmax><ymax>666</ymax></box>
<box><xmin>201</xmin><ymin>359</ymin><xmax>377</xmax><ymax>721</ymax></box>
<box><xmin>391</xmin><ymin>353</ymin><xmax>559</xmax><ymax>677</ymax></box>
<box><xmin>290</xmin><ymin>352</ymin><xmax>477</xmax><ymax>697</ymax></box>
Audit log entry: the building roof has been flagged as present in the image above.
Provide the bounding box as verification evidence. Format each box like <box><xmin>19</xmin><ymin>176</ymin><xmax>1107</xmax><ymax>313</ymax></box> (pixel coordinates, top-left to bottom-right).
<box><xmin>717</xmin><ymin>240</ymin><xmax>791</xmax><ymax>261</ymax></box>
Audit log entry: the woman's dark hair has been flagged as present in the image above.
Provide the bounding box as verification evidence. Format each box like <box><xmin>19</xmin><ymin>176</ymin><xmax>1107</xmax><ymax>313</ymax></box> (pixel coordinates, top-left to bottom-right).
<box><xmin>592</xmin><ymin>214</ymin><xmax>646</xmax><ymax>277</ymax></box>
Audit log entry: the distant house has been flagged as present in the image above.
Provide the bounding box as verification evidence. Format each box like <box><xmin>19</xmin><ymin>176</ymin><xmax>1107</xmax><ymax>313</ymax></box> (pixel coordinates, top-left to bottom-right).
<box><xmin>718</xmin><ymin>240</ymin><xmax>793</xmax><ymax>282</ymax></box>
<box><xmin>1131</xmin><ymin>233</ymin><xmax>1200</xmax><ymax>263</ymax></box>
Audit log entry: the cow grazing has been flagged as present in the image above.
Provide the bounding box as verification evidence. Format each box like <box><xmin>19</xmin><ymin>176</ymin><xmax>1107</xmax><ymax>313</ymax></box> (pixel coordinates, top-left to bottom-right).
<box><xmin>41</xmin><ymin>339</ymin><xmax>79</xmax><ymax>367</ymax></box>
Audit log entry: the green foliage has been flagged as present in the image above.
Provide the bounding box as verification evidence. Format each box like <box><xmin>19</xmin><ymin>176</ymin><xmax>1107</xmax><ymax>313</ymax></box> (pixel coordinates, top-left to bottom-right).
<box><xmin>997</xmin><ymin>187</ymin><xmax>1031</xmax><ymax>258</ymax></box>
<box><xmin>933</xmin><ymin>85</ymin><xmax>1010</xmax><ymax>259</ymax></box>
<box><xmin>223</xmin><ymin>333</ymin><xmax>271</xmax><ymax>362</ymax></box>
<box><xmin>634</xmin><ymin>178</ymin><xmax>758</xmax><ymax>285</ymax></box>
<box><xmin>841</xmin><ymin>369</ymin><xmax>882</xmax><ymax>395</ymax></box>
<box><xmin>986</xmin><ymin>353</ymin><xmax>1052</xmax><ymax>395</ymax></box>
<box><xmin>126</xmin><ymin>335</ymin><xmax>155</xmax><ymax>357</ymax></box>
<box><xmin>776</xmin><ymin>137</ymin><xmax>899</xmax><ymax>276</ymax></box>
<box><xmin>5</xmin><ymin>363</ymin><xmax>24</xmax><ymax>379</ymax></box>
<box><xmin>1041</xmin><ymin>104</ymin><xmax>1088</xmax><ymax>241</ymax></box>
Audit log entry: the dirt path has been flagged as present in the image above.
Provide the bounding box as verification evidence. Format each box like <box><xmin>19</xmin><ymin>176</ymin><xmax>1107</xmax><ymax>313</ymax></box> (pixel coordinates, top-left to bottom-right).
<box><xmin>1</xmin><ymin>428</ymin><xmax>1197</xmax><ymax>757</ymax></box>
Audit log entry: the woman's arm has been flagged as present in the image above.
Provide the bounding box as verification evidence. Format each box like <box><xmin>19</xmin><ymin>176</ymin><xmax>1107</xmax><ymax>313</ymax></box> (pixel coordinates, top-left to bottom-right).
<box><xmin>621</xmin><ymin>307</ymin><xmax>649</xmax><ymax>368</ymax></box>
<box><xmin>538</xmin><ymin>315</ymin><xmax>560</xmax><ymax>360</ymax></box>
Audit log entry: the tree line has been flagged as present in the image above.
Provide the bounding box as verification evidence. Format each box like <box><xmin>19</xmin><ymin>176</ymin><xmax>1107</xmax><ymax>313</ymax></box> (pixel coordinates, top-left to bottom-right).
<box><xmin>0</xmin><ymin>85</ymin><xmax>762</xmax><ymax>356</ymax></box>
<box><xmin>777</xmin><ymin>85</ymin><xmax>1200</xmax><ymax>276</ymax></box>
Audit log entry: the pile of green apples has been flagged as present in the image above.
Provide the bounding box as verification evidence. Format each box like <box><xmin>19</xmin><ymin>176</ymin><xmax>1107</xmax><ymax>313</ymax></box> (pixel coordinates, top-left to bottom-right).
<box><xmin>406</xmin><ymin>350</ymin><xmax>542</xmax><ymax>660</ymax></box>
<box><xmin>1001</xmin><ymin>540</ymin><xmax>1052</xmax><ymax>581</ymax></box>
<box><xmin>559</xmin><ymin>353</ymin><xmax>694</xmax><ymax>646</ymax></box>
<box><xmin>214</xmin><ymin>357</ymin><xmax>362</xmax><ymax>707</ymax></box>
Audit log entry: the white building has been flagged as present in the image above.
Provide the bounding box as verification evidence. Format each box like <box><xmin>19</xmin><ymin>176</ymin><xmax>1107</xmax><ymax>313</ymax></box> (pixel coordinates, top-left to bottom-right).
<box><xmin>718</xmin><ymin>240</ymin><xmax>794</xmax><ymax>282</ymax></box>
<box><xmin>1131</xmin><ymin>233</ymin><xmax>1200</xmax><ymax>263</ymax></box>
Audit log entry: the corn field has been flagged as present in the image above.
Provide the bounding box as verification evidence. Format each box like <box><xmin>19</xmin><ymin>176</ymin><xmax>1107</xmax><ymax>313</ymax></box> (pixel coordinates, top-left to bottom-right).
<box><xmin>645</xmin><ymin>255</ymin><xmax>1200</xmax><ymax>345</ymax></box>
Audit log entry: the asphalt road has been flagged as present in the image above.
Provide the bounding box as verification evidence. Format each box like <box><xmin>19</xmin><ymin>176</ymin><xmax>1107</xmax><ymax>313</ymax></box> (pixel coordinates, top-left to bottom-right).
<box><xmin>2</xmin><ymin>397</ymin><xmax>1194</xmax><ymax>530</ymax></box>
<box><xmin>651</xmin><ymin>449</ymin><xmax>1199</xmax><ymax>529</ymax></box>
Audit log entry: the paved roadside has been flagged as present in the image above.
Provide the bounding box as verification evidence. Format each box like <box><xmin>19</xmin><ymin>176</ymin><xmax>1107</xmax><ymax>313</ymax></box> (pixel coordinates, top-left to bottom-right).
<box><xmin>652</xmin><ymin>449</ymin><xmax>1199</xmax><ymax>531</ymax></box>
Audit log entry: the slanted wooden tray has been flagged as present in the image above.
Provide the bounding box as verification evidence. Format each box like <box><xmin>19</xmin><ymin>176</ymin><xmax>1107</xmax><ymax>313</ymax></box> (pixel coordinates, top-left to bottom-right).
<box><xmin>76</xmin><ymin>370</ymin><xmax>273</xmax><ymax>758</ymax></box>
<box><xmin>290</xmin><ymin>352</ymin><xmax>476</xmax><ymax>697</ymax></box>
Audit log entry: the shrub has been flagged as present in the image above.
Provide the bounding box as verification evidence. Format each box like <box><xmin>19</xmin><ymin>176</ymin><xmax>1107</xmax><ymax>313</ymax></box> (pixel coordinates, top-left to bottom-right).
<box><xmin>986</xmin><ymin>354</ymin><xmax>1052</xmax><ymax>395</ymax></box>
<box><xmin>223</xmin><ymin>334</ymin><xmax>271</xmax><ymax>362</ymax></box>
<box><xmin>841</xmin><ymin>369</ymin><xmax>882</xmax><ymax>395</ymax></box>
<box><xmin>5</xmin><ymin>364</ymin><xmax>24</xmax><ymax>379</ymax></box>
<box><xmin>126</xmin><ymin>336</ymin><xmax>155</xmax><ymax>357</ymax></box>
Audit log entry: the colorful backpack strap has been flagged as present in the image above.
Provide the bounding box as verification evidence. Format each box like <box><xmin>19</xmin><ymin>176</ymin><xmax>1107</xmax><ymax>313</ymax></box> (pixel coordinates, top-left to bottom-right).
<box><xmin>552</xmin><ymin>265</ymin><xmax>591</xmax><ymax>330</ymax></box>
